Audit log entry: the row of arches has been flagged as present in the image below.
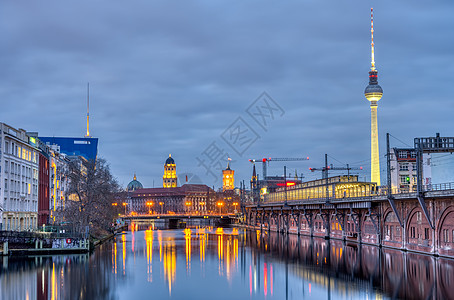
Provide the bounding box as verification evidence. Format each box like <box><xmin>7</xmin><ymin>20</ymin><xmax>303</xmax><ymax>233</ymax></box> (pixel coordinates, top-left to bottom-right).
<box><xmin>245</xmin><ymin>200</ymin><xmax>454</xmax><ymax>257</ymax></box>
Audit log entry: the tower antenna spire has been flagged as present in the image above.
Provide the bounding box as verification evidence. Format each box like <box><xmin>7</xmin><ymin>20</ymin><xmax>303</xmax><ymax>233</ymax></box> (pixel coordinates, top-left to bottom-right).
<box><xmin>85</xmin><ymin>82</ymin><xmax>90</xmax><ymax>137</ymax></box>
<box><xmin>364</xmin><ymin>8</ymin><xmax>383</xmax><ymax>187</ymax></box>
<box><xmin>370</xmin><ymin>8</ymin><xmax>376</xmax><ymax>71</ymax></box>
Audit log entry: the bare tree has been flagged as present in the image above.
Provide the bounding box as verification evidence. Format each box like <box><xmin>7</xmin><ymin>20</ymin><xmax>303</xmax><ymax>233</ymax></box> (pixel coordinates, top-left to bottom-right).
<box><xmin>65</xmin><ymin>157</ymin><xmax>122</xmax><ymax>235</ymax></box>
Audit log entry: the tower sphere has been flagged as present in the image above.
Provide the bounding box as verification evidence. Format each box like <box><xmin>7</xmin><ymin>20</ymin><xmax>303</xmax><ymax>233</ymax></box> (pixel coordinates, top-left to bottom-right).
<box><xmin>364</xmin><ymin>84</ymin><xmax>383</xmax><ymax>102</ymax></box>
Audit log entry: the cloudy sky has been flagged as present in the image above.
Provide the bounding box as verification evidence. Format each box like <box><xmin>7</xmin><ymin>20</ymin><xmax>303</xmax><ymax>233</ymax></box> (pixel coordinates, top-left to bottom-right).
<box><xmin>1</xmin><ymin>1</ymin><xmax>453</xmax><ymax>189</ymax></box>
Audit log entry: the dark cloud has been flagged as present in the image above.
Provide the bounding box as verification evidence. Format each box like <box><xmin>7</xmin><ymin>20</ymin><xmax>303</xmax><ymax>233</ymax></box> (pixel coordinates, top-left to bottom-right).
<box><xmin>1</xmin><ymin>1</ymin><xmax>453</xmax><ymax>188</ymax></box>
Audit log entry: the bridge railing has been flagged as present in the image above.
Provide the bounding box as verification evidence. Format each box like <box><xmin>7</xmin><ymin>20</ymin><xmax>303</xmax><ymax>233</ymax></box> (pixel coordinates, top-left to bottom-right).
<box><xmin>425</xmin><ymin>182</ymin><xmax>454</xmax><ymax>191</ymax></box>
<box><xmin>258</xmin><ymin>181</ymin><xmax>454</xmax><ymax>204</ymax></box>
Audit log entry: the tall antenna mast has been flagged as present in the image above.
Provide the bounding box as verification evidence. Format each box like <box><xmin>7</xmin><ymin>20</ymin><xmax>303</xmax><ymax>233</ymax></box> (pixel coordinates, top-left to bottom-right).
<box><xmin>85</xmin><ymin>82</ymin><xmax>90</xmax><ymax>137</ymax></box>
<box><xmin>370</xmin><ymin>8</ymin><xmax>376</xmax><ymax>71</ymax></box>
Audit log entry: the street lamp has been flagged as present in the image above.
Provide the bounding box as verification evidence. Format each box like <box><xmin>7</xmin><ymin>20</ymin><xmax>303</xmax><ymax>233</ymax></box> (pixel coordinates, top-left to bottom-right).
<box><xmin>159</xmin><ymin>202</ymin><xmax>164</xmax><ymax>214</ymax></box>
<box><xmin>217</xmin><ymin>201</ymin><xmax>224</xmax><ymax>215</ymax></box>
<box><xmin>233</xmin><ymin>202</ymin><xmax>238</xmax><ymax>213</ymax></box>
<box><xmin>146</xmin><ymin>202</ymin><xmax>153</xmax><ymax>214</ymax></box>
<box><xmin>122</xmin><ymin>202</ymin><xmax>128</xmax><ymax>215</ymax></box>
<box><xmin>200</xmin><ymin>201</ymin><xmax>205</xmax><ymax>215</ymax></box>
<box><xmin>185</xmin><ymin>201</ymin><xmax>191</xmax><ymax>215</ymax></box>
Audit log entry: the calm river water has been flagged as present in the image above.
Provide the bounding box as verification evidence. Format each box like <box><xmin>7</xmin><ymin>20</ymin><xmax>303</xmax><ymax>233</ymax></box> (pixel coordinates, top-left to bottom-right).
<box><xmin>1</xmin><ymin>226</ymin><xmax>454</xmax><ymax>300</ymax></box>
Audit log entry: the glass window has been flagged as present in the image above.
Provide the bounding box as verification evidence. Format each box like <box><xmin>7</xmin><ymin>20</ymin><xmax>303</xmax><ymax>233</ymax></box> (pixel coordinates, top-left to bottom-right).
<box><xmin>398</xmin><ymin>151</ymin><xmax>408</xmax><ymax>159</ymax></box>
<box><xmin>400</xmin><ymin>175</ymin><xmax>408</xmax><ymax>184</ymax></box>
<box><xmin>400</xmin><ymin>163</ymin><xmax>409</xmax><ymax>171</ymax></box>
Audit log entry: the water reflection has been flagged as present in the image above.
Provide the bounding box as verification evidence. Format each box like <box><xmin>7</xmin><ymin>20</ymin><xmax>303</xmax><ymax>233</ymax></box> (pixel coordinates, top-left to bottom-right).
<box><xmin>1</xmin><ymin>227</ymin><xmax>454</xmax><ymax>299</ymax></box>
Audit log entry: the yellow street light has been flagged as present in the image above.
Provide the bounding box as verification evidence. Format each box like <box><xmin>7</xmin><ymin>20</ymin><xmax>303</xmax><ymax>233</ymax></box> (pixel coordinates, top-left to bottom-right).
<box><xmin>146</xmin><ymin>202</ymin><xmax>154</xmax><ymax>214</ymax></box>
<box><xmin>217</xmin><ymin>201</ymin><xmax>224</xmax><ymax>215</ymax></box>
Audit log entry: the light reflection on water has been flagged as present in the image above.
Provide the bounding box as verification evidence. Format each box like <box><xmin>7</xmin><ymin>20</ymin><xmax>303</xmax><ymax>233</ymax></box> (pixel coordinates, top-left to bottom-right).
<box><xmin>1</xmin><ymin>227</ymin><xmax>454</xmax><ymax>299</ymax></box>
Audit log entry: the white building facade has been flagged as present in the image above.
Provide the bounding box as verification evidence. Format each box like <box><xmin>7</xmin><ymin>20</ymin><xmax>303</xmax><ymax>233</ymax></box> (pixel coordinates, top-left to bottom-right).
<box><xmin>0</xmin><ymin>123</ymin><xmax>39</xmax><ymax>230</ymax></box>
<box><xmin>390</xmin><ymin>148</ymin><xmax>432</xmax><ymax>193</ymax></box>
<box><xmin>49</xmin><ymin>145</ymin><xmax>70</xmax><ymax>222</ymax></box>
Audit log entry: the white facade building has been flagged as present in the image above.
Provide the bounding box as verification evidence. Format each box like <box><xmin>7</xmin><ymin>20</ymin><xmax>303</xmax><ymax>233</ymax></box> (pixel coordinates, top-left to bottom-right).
<box><xmin>0</xmin><ymin>123</ymin><xmax>39</xmax><ymax>230</ymax></box>
<box><xmin>49</xmin><ymin>145</ymin><xmax>70</xmax><ymax>222</ymax></box>
<box><xmin>390</xmin><ymin>148</ymin><xmax>432</xmax><ymax>193</ymax></box>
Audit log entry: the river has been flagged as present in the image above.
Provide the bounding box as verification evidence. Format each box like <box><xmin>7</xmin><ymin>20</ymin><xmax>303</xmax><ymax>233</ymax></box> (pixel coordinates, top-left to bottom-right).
<box><xmin>1</xmin><ymin>226</ymin><xmax>453</xmax><ymax>299</ymax></box>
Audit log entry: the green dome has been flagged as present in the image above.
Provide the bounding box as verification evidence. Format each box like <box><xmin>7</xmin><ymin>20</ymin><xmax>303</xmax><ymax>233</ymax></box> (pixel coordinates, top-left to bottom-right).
<box><xmin>127</xmin><ymin>174</ymin><xmax>143</xmax><ymax>191</ymax></box>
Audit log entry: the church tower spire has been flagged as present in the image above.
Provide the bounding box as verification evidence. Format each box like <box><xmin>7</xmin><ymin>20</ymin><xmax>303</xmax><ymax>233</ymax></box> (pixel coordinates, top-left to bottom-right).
<box><xmin>163</xmin><ymin>154</ymin><xmax>177</xmax><ymax>188</ymax></box>
<box><xmin>222</xmin><ymin>158</ymin><xmax>234</xmax><ymax>191</ymax></box>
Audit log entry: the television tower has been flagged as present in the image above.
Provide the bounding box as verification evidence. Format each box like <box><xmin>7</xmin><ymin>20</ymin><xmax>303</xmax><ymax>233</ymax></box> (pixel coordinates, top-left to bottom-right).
<box><xmin>364</xmin><ymin>8</ymin><xmax>382</xmax><ymax>185</ymax></box>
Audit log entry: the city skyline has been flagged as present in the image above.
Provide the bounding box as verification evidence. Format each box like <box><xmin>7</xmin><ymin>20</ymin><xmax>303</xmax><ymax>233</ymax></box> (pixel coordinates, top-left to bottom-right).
<box><xmin>1</xmin><ymin>1</ymin><xmax>453</xmax><ymax>188</ymax></box>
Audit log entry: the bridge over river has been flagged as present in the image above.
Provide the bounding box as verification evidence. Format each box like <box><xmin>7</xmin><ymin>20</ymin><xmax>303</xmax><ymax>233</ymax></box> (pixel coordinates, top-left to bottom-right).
<box><xmin>245</xmin><ymin>184</ymin><xmax>454</xmax><ymax>258</ymax></box>
<box><xmin>122</xmin><ymin>214</ymin><xmax>236</xmax><ymax>229</ymax></box>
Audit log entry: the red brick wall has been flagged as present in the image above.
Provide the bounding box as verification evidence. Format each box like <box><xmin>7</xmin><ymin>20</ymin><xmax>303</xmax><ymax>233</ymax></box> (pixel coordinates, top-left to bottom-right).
<box><xmin>38</xmin><ymin>153</ymin><xmax>50</xmax><ymax>226</ymax></box>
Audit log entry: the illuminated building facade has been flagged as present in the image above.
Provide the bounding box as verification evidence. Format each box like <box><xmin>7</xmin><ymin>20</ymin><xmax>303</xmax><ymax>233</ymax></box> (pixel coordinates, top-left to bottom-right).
<box><xmin>28</xmin><ymin>133</ymin><xmax>70</xmax><ymax>225</ymax></box>
<box><xmin>222</xmin><ymin>161</ymin><xmax>234</xmax><ymax>191</ymax></box>
<box><xmin>163</xmin><ymin>154</ymin><xmax>177</xmax><ymax>188</ymax></box>
<box><xmin>263</xmin><ymin>175</ymin><xmax>377</xmax><ymax>202</ymax></box>
<box><xmin>128</xmin><ymin>184</ymin><xmax>215</xmax><ymax>214</ymax></box>
<box><xmin>364</xmin><ymin>8</ymin><xmax>382</xmax><ymax>186</ymax></box>
<box><xmin>0</xmin><ymin>123</ymin><xmax>39</xmax><ymax>230</ymax></box>
<box><xmin>48</xmin><ymin>145</ymin><xmax>70</xmax><ymax>223</ymax></box>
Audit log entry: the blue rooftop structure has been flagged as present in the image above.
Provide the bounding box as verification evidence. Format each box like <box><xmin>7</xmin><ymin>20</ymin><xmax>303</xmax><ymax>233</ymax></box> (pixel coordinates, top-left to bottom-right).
<box><xmin>39</xmin><ymin>137</ymin><xmax>98</xmax><ymax>161</ymax></box>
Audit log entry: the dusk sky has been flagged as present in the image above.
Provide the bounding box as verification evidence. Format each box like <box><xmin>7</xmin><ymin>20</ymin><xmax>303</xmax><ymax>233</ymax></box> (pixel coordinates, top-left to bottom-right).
<box><xmin>1</xmin><ymin>1</ymin><xmax>453</xmax><ymax>189</ymax></box>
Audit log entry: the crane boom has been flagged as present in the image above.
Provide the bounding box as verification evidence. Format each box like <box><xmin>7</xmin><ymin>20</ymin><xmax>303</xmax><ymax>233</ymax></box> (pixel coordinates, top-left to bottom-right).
<box><xmin>249</xmin><ymin>156</ymin><xmax>309</xmax><ymax>179</ymax></box>
<box><xmin>308</xmin><ymin>154</ymin><xmax>363</xmax><ymax>203</ymax></box>
<box><xmin>268</xmin><ymin>157</ymin><xmax>310</xmax><ymax>162</ymax></box>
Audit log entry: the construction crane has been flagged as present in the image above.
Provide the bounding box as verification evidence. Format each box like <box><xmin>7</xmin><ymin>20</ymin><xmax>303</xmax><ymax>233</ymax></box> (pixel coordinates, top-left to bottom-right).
<box><xmin>309</xmin><ymin>154</ymin><xmax>363</xmax><ymax>203</ymax></box>
<box><xmin>248</xmin><ymin>157</ymin><xmax>309</xmax><ymax>179</ymax></box>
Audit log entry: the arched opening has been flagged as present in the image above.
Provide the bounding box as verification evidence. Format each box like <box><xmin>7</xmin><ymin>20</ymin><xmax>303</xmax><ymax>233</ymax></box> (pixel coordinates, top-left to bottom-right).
<box><xmin>383</xmin><ymin>211</ymin><xmax>402</xmax><ymax>243</ymax></box>
<box><xmin>20</xmin><ymin>218</ymin><xmax>24</xmax><ymax>231</ymax></box>
<box><xmin>406</xmin><ymin>209</ymin><xmax>432</xmax><ymax>247</ymax></box>
<box><xmin>437</xmin><ymin>209</ymin><xmax>454</xmax><ymax>256</ymax></box>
